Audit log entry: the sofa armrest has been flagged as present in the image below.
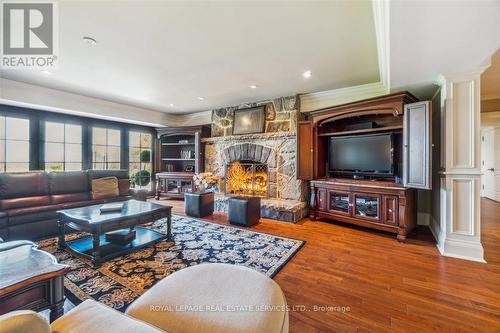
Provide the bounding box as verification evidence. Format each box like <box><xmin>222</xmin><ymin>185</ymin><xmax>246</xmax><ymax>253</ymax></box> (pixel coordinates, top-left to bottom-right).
<box><xmin>130</xmin><ymin>188</ymin><xmax>148</xmax><ymax>202</ymax></box>
<box><xmin>0</xmin><ymin>310</ymin><xmax>50</xmax><ymax>333</ymax></box>
<box><xmin>0</xmin><ymin>240</ymin><xmax>36</xmax><ymax>252</ymax></box>
<box><xmin>51</xmin><ymin>300</ymin><xmax>164</xmax><ymax>333</ymax></box>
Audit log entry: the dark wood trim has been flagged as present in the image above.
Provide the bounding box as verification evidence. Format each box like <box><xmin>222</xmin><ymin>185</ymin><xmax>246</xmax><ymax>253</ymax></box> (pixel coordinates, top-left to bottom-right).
<box><xmin>0</xmin><ymin>267</ymin><xmax>68</xmax><ymax>297</ymax></box>
<box><xmin>296</xmin><ymin>121</ymin><xmax>314</xmax><ymax>180</ymax></box>
<box><xmin>310</xmin><ymin>91</ymin><xmax>418</xmax><ymax>118</ymax></box>
<box><xmin>318</xmin><ymin>125</ymin><xmax>403</xmax><ymax>137</ymax></box>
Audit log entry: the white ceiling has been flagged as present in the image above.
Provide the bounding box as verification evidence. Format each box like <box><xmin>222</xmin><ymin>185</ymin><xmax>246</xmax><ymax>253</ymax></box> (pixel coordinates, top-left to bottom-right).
<box><xmin>389</xmin><ymin>0</ymin><xmax>500</xmax><ymax>99</ymax></box>
<box><xmin>0</xmin><ymin>1</ymin><xmax>379</xmax><ymax>114</ymax></box>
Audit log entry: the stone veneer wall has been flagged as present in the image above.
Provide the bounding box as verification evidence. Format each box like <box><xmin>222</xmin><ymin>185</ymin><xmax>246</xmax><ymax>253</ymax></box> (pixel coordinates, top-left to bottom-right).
<box><xmin>204</xmin><ymin>133</ymin><xmax>305</xmax><ymax>201</ymax></box>
<box><xmin>211</xmin><ymin>96</ymin><xmax>297</xmax><ymax>137</ymax></box>
<box><xmin>204</xmin><ymin>95</ymin><xmax>306</xmax><ymax>202</ymax></box>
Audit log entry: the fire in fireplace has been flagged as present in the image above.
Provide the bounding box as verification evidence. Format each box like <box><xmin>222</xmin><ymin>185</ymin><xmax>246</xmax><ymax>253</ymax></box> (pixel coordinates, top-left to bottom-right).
<box><xmin>225</xmin><ymin>161</ymin><xmax>268</xmax><ymax>197</ymax></box>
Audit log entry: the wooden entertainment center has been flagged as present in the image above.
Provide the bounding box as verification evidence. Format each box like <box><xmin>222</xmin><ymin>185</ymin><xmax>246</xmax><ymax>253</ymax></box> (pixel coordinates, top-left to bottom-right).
<box><xmin>297</xmin><ymin>92</ymin><xmax>431</xmax><ymax>241</ymax></box>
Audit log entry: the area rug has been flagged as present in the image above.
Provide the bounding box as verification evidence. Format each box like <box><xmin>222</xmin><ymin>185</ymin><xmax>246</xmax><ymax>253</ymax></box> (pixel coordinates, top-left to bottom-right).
<box><xmin>36</xmin><ymin>215</ymin><xmax>304</xmax><ymax>312</ymax></box>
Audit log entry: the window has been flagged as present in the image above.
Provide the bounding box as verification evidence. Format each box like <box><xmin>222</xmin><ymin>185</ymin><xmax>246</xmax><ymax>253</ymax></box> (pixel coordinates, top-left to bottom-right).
<box><xmin>92</xmin><ymin>127</ymin><xmax>121</xmax><ymax>169</ymax></box>
<box><xmin>44</xmin><ymin>121</ymin><xmax>82</xmax><ymax>171</ymax></box>
<box><xmin>129</xmin><ymin>131</ymin><xmax>152</xmax><ymax>189</ymax></box>
<box><xmin>0</xmin><ymin>116</ymin><xmax>30</xmax><ymax>172</ymax></box>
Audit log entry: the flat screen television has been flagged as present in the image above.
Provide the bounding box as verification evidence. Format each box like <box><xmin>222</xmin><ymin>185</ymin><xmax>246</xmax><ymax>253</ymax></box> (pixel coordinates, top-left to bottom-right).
<box><xmin>328</xmin><ymin>133</ymin><xmax>393</xmax><ymax>177</ymax></box>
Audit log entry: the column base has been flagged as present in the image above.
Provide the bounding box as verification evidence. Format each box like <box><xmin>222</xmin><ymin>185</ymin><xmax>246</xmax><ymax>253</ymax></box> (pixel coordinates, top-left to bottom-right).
<box><xmin>437</xmin><ymin>237</ymin><xmax>486</xmax><ymax>263</ymax></box>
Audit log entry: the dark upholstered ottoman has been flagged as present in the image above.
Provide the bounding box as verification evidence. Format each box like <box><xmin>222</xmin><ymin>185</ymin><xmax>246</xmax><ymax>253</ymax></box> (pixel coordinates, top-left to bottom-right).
<box><xmin>130</xmin><ymin>188</ymin><xmax>148</xmax><ymax>202</ymax></box>
<box><xmin>228</xmin><ymin>196</ymin><xmax>261</xmax><ymax>227</ymax></box>
<box><xmin>185</xmin><ymin>192</ymin><xmax>214</xmax><ymax>218</ymax></box>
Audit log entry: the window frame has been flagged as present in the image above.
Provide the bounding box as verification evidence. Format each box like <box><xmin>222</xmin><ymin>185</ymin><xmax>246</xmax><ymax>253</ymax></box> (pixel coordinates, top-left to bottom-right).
<box><xmin>0</xmin><ymin>104</ymin><xmax>156</xmax><ymax>177</ymax></box>
<box><xmin>42</xmin><ymin>120</ymin><xmax>83</xmax><ymax>171</ymax></box>
<box><xmin>0</xmin><ymin>114</ymin><xmax>31</xmax><ymax>173</ymax></box>
<box><xmin>128</xmin><ymin>131</ymin><xmax>153</xmax><ymax>189</ymax></box>
<box><xmin>91</xmin><ymin>126</ymin><xmax>122</xmax><ymax>170</ymax></box>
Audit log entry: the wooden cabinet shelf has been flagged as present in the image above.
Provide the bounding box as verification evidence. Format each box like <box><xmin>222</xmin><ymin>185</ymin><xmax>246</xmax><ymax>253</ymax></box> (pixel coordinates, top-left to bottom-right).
<box><xmin>318</xmin><ymin>125</ymin><xmax>403</xmax><ymax>137</ymax></box>
<box><xmin>155</xmin><ymin>126</ymin><xmax>210</xmax><ymax>199</ymax></box>
<box><xmin>161</xmin><ymin>158</ymin><xmax>196</xmax><ymax>161</ymax></box>
<box><xmin>161</xmin><ymin>142</ymin><xmax>195</xmax><ymax>146</ymax></box>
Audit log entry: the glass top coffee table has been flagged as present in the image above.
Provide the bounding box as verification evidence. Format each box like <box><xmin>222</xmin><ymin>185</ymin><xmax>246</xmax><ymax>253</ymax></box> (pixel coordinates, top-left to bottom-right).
<box><xmin>57</xmin><ymin>200</ymin><xmax>172</xmax><ymax>267</ymax></box>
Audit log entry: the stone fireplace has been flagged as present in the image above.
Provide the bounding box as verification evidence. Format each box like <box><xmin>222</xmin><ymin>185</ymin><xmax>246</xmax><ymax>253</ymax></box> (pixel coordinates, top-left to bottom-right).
<box><xmin>204</xmin><ymin>95</ymin><xmax>308</xmax><ymax>223</ymax></box>
<box><xmin>204</xmin><ymin>135</ymin><xmax>308</xmax><ymax>222</ymax></box>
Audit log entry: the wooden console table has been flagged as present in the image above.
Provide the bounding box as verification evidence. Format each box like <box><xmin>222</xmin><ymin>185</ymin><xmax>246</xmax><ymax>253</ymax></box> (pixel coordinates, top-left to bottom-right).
<box><xmin>310</xmin><ymin>179</ymin><xmax>416</xmax><ymax>241</ymax></box>
<box><xmin>155</xmin><ymin>172</ymin><xmax>195</xmax><ymax>199</ymax></box>
<box><xmin>0</xmin><ymin>241</ymin><xmax>69</xmax><ymax>321</ymax></box>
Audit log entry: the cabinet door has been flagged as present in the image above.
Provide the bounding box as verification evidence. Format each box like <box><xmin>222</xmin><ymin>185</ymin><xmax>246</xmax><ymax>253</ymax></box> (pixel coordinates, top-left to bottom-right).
<box><xmin>353</xmin><ymin>193</ymin><xmax>381</xmax><ymax>221</ymax></box>
<box><xmin>328</xmin><ymin>191</ymin><xmax>351</xmax><ymax>216</ymax></box>
<box><xmin>296</xmin><ymin>121</ymin><xmax>314</xmax><ymax>180</ymax></box>
<box><xmin>317</xmin><ymin>188</ymin><xmax>327</xmax><ymax>211</ymax></box>
<box><xmin>383</xmin><ymin>195</ymin><xmax>398</xmax><ymax>225</ymax></box>
<box><xmin>403</xmin><ymin>101</ymin><xmax>432</xmax><ymax>189</ymax></box>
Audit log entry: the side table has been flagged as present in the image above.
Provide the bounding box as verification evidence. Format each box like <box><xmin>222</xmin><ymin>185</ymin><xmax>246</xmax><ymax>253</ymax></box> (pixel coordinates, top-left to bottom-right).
<box><xmin>0</xmin><ymin>240</ymin><xmax>69</xmax><ymax>322</ymax></box>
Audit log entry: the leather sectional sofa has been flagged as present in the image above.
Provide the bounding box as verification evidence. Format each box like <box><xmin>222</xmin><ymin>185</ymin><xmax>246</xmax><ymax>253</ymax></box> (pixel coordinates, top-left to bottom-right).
<box><xmin>0</xmin><ymin>170</ymin><xmax>140</xmax><ymax>241</ymax></box>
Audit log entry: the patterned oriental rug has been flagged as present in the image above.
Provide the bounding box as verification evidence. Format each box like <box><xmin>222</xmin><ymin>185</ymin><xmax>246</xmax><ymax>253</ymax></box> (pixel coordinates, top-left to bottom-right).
<box><xmin>36</xmin><ymin>215</ymin><xmax>304</xmax><ymax>312</ymax></box>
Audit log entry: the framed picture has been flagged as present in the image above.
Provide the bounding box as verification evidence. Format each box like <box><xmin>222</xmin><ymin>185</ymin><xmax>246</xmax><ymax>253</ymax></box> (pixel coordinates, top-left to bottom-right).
<box><xmin>232</xmin><ymin>106</ymin><xmax>266</xmax><ymax>135</ymax></box>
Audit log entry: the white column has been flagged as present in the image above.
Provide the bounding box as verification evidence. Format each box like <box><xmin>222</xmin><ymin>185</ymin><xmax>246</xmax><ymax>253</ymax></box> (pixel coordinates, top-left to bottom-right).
<box><xmin>438</xmin><ymin>69</ymin><xmax>486</xmax><ymax>262</ymax></box>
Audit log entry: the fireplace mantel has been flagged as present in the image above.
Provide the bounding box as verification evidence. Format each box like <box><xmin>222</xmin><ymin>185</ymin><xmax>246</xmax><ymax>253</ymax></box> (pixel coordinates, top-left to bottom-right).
<box><xmin>201</xmin><ymin>131</ymin><xmax>295</xmax><ymax>143</ymax></box>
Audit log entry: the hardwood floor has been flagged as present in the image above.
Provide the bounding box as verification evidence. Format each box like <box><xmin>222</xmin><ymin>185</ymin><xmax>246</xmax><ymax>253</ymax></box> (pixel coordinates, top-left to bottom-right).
<box><xmin>150</xmin><ymin>197</ymin><xmax>500</xmax><ymax>333</ymax></box>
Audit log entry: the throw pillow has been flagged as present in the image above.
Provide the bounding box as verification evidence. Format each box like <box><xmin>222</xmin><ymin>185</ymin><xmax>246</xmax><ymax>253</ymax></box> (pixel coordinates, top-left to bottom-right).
<box><xmin>91</xmin><ymin>177</ymin><xmax>119</xmax><ymax>200</ymax></box>
<box><xmin>118</xmin><ymin>178</ymin><xmax>130</xmax><ymax>197</ymax></box>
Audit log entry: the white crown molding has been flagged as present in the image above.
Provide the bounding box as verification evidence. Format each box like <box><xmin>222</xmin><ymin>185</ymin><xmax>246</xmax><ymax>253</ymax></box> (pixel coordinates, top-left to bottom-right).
<box><xmin>299</xmin><ymin>81</ymin><xmax>388</xmax><ymax>112</ymax></box>
<box><xmin>176</xmin><ymin>110</ymin><xmax>212</xmax><ymax>127</ymax></box>
<box><xmin>0</xmin><ymin>78</ymin><xmax>175</xmax><ymax>127</ymax></box>
<box><xmin>372</xmin><ymin>0</ymin><xmax>390</xmax><ymax>89</ymax></box>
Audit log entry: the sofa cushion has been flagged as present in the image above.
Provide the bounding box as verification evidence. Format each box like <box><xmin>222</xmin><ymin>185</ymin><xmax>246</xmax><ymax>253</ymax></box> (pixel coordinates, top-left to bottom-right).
<box><xmin>88</xmin><ymin>169</ymin><xmax>129</xmax><ymax>181</ymax></box>
<box><xmin>58</xmin><ymin>199</ymin><xmax>106</xmax><ymax>209</ymax></box>
<box><xmin>48</xmin><ymin>171</ymin><xmax>89</xmax><ymax>195</ymax></box>
<box><xmin>50</xmin><ymin>192</ymin><xmax>90</xmax><ymax>205</ymax></box>
<box><xmin>0</xmin><ymin>196</ymin><xmax>51</xmax><ymax>211</ymax></box>
<box><xmin>0</xmin><ymin>212</ymin><xmax>7</xmax><ymax>229</ymax></box>
<box><xmin>8</xmin><ymin>219</ymin><xmax>59</xmax><ymax>241</ymax></box>
<box><xmin>0</xmin><ymin>310</ymin><xmax>51</xmax><ymax>333</ymax></box>
<box><xmin>0</xmin><ymin>172</ymin><xmax>49</xmax><ymax>199</ymax></box>
<box><xmin>51</xmin><ymin>299</ymin><xmax>164</xmax><ymax>333</ymax></box>
<box><xmin>118</xmin><ymin>178</ymin><xmax>130</xmax><ymax>197</ymax></box>
<box><xmin>4</xmin><ymin>204</ymin><xmax>63</xmax><ymax>218</ymax></box>
<box><xmin>91</xmin><ymin>177</ymin><xmax>119</xmax><ymax>200</ymax></box>
<box><xmin>102</xmin><ymin>196</ymin><xmax>130</xmax><ymax>203</ymax></box>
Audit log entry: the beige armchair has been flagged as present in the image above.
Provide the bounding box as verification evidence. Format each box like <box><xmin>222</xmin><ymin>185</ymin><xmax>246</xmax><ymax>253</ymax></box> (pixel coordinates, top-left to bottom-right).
<box><xmin>0</xmin><ymin>263</ymin><xmax>289</xmax><ymax>333</ymax></box>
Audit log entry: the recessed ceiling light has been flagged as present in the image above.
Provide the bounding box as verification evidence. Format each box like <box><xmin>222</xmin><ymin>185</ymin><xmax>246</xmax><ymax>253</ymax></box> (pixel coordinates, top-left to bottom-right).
<box><xmin>169</xmin><ymin>103</ymin><xmax>174</xmax><ymax>107</ymax></box>
<box><xmin>40</xmin><ymin>70</ymin><xmax>51</xmax><ymax>75</ymax></box>
<box><xmin>197</xmin><ymin>97</ymin><xmax>205</xmax><ymax>101</ymax></box>
<box><xmin>303</xmin><ymin>70</ymin><xmax>312</xmax><ymax>79</ymax></box>
<box><xmin>83</xmin><ymin>36</ymin><xmax>97</xmax><ymax>45</ymax></box>
<box><xmin>249</xmin><ymin>84</ymin><xmax>257</xmax><ymax>89</ymax></box>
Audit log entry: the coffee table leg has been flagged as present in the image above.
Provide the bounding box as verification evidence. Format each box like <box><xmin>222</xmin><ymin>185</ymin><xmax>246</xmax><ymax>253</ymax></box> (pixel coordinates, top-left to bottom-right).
<box><xmin>167</xmin><ymin>213</ymin><xmax>172</xmax><ymax>241</ymax></box>
<box><xmin>92</xmin><ymin>234</ymin><xmax>101</xmax><ymax>267</ymax></box>
<box><xmin>50</xmin><ymin>303</ymin><xmax>64</xmax><ymax>322</ymax></box>
<box><xmin>58</xmin><ymin>219</ymin><xmax>66</xmax><ymax>249</ymax></box>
